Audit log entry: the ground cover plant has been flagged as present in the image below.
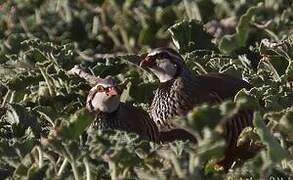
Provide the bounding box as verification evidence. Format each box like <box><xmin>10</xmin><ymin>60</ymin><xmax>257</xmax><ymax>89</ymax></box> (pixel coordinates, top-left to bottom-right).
<box><xmin>0</xmin><ymin>0</ymin><xmax>292</xmax><ymax>179</ymax></box>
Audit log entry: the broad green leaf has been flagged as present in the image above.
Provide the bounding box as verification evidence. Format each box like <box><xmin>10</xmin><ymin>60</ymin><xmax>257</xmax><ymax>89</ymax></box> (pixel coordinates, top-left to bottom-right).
<box><xmin>253</xmin><ymin>112</ymin><xmax>288</xmax><ymax>163</ymax></box>
<box><xmin>259</xmin><ymin>38</ymin><xmax>293</xmax><ymax>76</ymax></box>
<box><xmin>260</xmin><ymin>38</ymin><xmax>293</xmax><ymax>63</ymax></box>
<box><xmin>13</xmin><ymin>164</ymin><xmax>29</xmax><ymax>177</ymax></box>
<box><xmin>168</xmin><ymin>20</ymin><xmax>217</xmax><ymax>54</ymax></box>
<box><xmin>185</xmin><ymin>104</ymin><xmax>222</xmax><ymax>132</ymax></box>
<box><xmin>219</xmin><ymin>6</ymin><xmax>258</xmax><ymax>54</ymax></box>
<box><xmin>138</xmin><ymin>25</ymin><xmax>157</xmax><ymax>45</ymax></box>
<box><xmin>5</xmin><ymin>103</ymin><xmax>41</xmax><ymax>138</ymax></box>
<box><xmin>278</xmin><ymin>109</ymin><xmax>293</xmax><ymax>138</ymax></box>
<box><xmin>6</xmin><ymin>73</ymin><xmax>43</xmax><ymax>91</ymax></box>
<box><xmin>26</xmin><ymin>49</ymin><xmax>48</xmax><ymax>64</ymax></box>
<box><xmin>58</xmin><ymin>108</ymin><xmax>93</xmax><ymax>140</ymax></box>
<box><xmin>234</xmin><ymin>89</ymin><xmax>260</xmax><ymax>110</ymax></box>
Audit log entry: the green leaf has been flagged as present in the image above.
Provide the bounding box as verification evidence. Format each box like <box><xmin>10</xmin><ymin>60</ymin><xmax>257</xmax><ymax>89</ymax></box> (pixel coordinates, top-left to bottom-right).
<box><xmin>120</xmin><ymin>81</ymin><xmax>131</xmax><ymax>103</ymax></box>
<box><xmin>15</xmin><ymin>138</ymin><xmax>39</xmax><ymax>157</ymax></box>
<box><xmin>234</xmin><ymin>88</ymin><xmax>260</xmax><ymax>110</ymax></box>
<box><xmin>138</xmin><ymin>25</ymin><xmax>157</xmax><ymax>45</ymax></box>
<box><xmin>5</xmin><ymin>103</ymin><xmax>41</xmax><ymax>138</ymax></box>
<box><xmin>285</xmin><ymin>62</ymin><xmax>293</xmax><ymax>82</ymax></box>
<box><xmin>26</xmin><ymin>49</ymin><xmax>48</xmax><ymax>64</ymax></box>
<box><xmin>278</xmin><ymin>109</ymin><xmax>293</xmax><ymax>138</ymax></box>
<box><xmin>253</xmin><ymin>112</ymin><xmax>288</xmax><ymax>163</ymax></box>
<box><xmin>168</xmin><ymin>20</ymin><xmax>217</xmax><ymax>54</ymax></box>
<box><xmin>259</xmin><ymin>38</ymin><xmax>293</xmax><ymax>76</ymax></box>
<box><xmin>14</xmin><ymin>164</ymin><xmax>29</xmax><ymax>177</ymax></box>
<box><xmin>237</xmin><ymin>127</ymin><xmax>260</xmax><ymax>147</ymax></box>
<box><xmin>112</xmin><ymin>148</ymin><xmax>141</xmax><ymax>167</ymax></box>
<box><xmin>185</xmin><ymin>104</ymin><xmax>222</xmax><ymax>132</ymax></box>
<box><xmin>58</xmin><ymin>108</ymin><xmax>93</xmax><ymax>140</ymax></box>
<box><xmin>219</xmin><ymin>5</ymin><xmax>258</xmax><ymax>54</ymax></box>
<box><xmin>6</xmin><ymin>73</ymin><xmax>43</xmax><ymax>91</ymax></box>
<box><xmin>260</xmin><ymin>38</ymin><xmax>293</xmax><ymax>63</ymax></box>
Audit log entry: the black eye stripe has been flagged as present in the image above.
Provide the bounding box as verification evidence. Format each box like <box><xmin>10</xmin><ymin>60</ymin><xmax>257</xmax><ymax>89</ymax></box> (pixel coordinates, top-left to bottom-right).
<box><xmin>155</xmin><ymin>53</ymin><xmax>179</xmax><ymax>66</ymax></box>
<box><xmin>155</xmin><ymin>52</ymin><xmax>170</xmax><ymax>59</ymax></box>
<box><xmin>88</xmin><ymin>90</ymin><xmax>97</xmax><ymax>111</ymax></box>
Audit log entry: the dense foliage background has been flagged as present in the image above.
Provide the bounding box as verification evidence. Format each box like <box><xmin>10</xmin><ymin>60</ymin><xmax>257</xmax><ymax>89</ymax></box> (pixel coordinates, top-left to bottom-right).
<box><xmin>0</xmin><ymin>0</ymin><xmax>292</xmax><ymax>179</ymax></box>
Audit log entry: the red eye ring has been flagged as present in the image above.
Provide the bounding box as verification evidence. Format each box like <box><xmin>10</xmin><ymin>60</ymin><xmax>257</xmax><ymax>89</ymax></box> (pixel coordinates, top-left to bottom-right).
<box><xmin>96</xmin><ymin>85</ymin><xmax>105</xmax><ymax>92</ymax></box>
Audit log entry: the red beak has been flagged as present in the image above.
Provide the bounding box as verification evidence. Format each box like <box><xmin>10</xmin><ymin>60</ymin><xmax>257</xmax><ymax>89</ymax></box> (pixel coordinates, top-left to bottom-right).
<box><xmin>139</xmin><ymin>55</ymin><xmax>156</xmax><ymax>67</ymax></box>
<box><xmin>106</xmin><ymin>87</ymin><xmax>118</xmax><ymax>96</ymax></box>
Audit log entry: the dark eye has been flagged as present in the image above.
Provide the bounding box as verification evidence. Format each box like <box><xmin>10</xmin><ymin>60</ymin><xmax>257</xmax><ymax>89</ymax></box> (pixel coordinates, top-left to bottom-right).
<box><xmin>96</xmin><ymin>85</ymin><xmax>105</xmax><ymax>92</ymax></box>
<box><xmin>157</xmin><ymin>52</ymin><xmax>169</xmax><ymax>59</ymax></box>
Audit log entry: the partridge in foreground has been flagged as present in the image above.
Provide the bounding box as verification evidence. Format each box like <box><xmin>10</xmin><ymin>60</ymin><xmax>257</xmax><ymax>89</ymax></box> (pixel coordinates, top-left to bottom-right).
<box><xmin>140</xmin><ymin>47</ymin><xmax>256</xmax><ymax>169</ymax></box>
<box><xmin>68</xmin><ymin>66</ymin><xmax>196</xmax><ymax>143</ymax></box>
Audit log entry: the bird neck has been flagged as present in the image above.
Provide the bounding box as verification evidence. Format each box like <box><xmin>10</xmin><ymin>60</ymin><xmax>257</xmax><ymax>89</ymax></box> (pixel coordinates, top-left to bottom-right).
<box><xmin>179</xmin><ymin>65</ymin><xmax>194</xmax><ymax>78</ymax></box>
<box><xmin>93</xmin><ymin>104</ymin><xmax>121</xmax><ymax>129</ymax></box>
<box><xmin>99</xmin><ymin>104</ymin><xmax>120</xmax><ymax>118</ymax></box>
<box><xmin>153</xmin><ymin>65</ymin><xmax>195</xmax><ymax>123</ymax></box>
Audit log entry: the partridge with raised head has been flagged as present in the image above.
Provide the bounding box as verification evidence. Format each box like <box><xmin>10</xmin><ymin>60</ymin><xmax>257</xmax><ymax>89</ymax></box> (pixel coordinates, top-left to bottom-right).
<box><xmin>86</xmin><ymin>76</ymin><xmax>160</xmax><ymax>142</ymax></box>
<box><xmin>140</xmin><ymin>47</ymin><xmax>255</xmax><ymax>169</ymax></box>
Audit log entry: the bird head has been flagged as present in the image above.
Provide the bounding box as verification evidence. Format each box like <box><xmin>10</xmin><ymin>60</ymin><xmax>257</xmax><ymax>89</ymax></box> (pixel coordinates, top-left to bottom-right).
<box><xmin>86</xmin><ymin>76</ymin><xmax>120</xmax><ymax>113</ymax></box>
<box><xmin>140</xmin><ymin>48</ymin><xmax>184</xmax><ymax>82</ymax></box>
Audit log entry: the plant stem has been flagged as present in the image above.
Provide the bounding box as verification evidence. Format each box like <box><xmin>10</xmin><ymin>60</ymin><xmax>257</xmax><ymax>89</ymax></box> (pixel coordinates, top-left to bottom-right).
<box><xmin>39</xmin><ymin>67</ymin><xmax>54</xmax><ymax>96</ymax></box>
<box><xmin>83</xmin><ymin>157</ymin><xmax>91</xmax><ymax>180</ymax></box>
<box><xmin>57</xmin><ymin>158</ymin><xmax>68</xmax><ymax>176</ymax></box>
<box><xmin>70</xmin><ymin>160</ymin><xmax>80</xmax><ymax>180</ymax></box>
<box><xmin>170</xmin><ymin>154</ymin><xmax>185</xmax><ymax>178</ymax></box>
<box><xmin>1</xmin><ymin>89</ymin><xmax>10</xmax><ymax>108</ymax></box>
<box><xmin>36</xmin><ymin>146</ymin><xmax>43</xmax><ymax>168</ymax></box>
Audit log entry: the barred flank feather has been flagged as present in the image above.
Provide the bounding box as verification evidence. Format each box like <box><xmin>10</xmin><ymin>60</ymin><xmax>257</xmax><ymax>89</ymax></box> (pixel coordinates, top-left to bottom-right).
<box><xmin>217</xmin><ymin>109</ymin><xmax>256</xmax><ymax>169</ymax></box>
<box><xmin>223</xmin><ymin>110</ymin><xmax>254</xmax><ymax>148</ymax></box>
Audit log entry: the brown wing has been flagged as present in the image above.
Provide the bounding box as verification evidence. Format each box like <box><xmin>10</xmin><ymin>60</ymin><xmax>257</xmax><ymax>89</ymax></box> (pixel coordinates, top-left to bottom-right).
<box><xmin>120</xmin><ymin>103</ymin><xmax>198</xmax><ymax>144</ymax></box>
<box><xmin>193</xmin><ymin>74</ymin><xmax>258</xmax><ymax>170</ymax></box>
<box><xmin>195</xmin><ymin>73</ymin><xmax>252</xmax><ymax>100</ymax></box>
<box><xmin>119</xmin><ymin>103</ymin><xmax>160</xmax><ymax>143</ymax></box>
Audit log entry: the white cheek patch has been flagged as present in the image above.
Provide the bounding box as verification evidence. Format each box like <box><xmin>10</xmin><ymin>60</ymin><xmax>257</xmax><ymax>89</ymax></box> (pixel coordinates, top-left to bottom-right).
<box><xmin>150</xmin><ymin>65</ymin><xmax>176</xmax><ymax>83</ymax></box>
<box><xmin>149</xmin><ymin>58</ymin><xmax>177</xmax><ymax>82</ymax></box>
<box><xmin>161</xmin><ymin>61</ymin><xmax>177</xmax><ymax>77</ymax></box>
<box><xmin>148</xmin><ymin>50</ymin><xmax>160</xmax><ymax>56</ymax></box>
<box><xmin>90</xmin><ymin>91</ymin><xmax>120</xmax><ymax>113</ymax></box>
<box><xmin>90</xmin><ymin>93</ymin><xmax>101</xmax><ymax>111</ymax></box>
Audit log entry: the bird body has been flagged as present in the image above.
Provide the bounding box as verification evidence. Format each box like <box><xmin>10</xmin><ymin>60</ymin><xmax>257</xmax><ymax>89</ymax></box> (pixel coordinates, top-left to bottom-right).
<box><xmin>90</xmin><ymin>102</ymin><xmax>159</xmax><ymax>143</ymax></box>
<box><xmin>140</xmin><ymin>47</ymin><xmax>256</xmax><ymax>169</ymax></box>
<box><xmin>150</xmin><ymin>61</ymin><xmax>252</xmax><ymax>130</ymax></box>
<box><xmin>85</xmin><ymin>77</ymin><xmax>160</xmax><ymax>143</ymax></box>
<box><xmin>151</xmin><ymin>67</ymin><xmax>221</xmax><ymax>130</ymax></box>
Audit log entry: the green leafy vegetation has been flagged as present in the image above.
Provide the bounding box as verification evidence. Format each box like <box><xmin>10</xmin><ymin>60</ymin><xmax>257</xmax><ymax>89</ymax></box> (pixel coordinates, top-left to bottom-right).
<box><xmin>0</xmin><ymin>0</ymin><xmax>292</xmax><ymax>179</ymax></box>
